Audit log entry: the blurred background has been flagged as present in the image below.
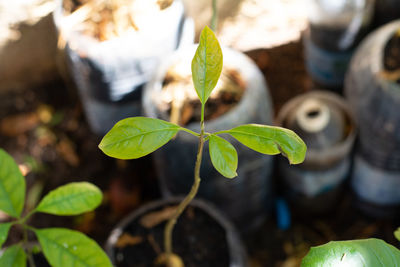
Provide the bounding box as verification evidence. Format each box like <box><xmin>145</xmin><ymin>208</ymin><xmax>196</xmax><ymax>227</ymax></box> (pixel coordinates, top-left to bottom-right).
<box><xmin>1</xmin><ymin>0</ymin><xmax>400</xmax><ymax>266</ymax></box>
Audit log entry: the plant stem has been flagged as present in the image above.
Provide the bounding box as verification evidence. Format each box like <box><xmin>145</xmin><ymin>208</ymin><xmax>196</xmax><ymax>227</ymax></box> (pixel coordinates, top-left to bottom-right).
<box><xmin>164</xmin><ymin>104</ymin><xmax>206</xmax><ymax>264</ymax></box>
<box><xmin>23</xmin><ymin>226</ymin><xmax>36</xmax><ymax>267</ymax></box>
<box><xmin>211</xmin><ymin>0</ymin><xmax>218</xmax><ymax>31</ymax></box>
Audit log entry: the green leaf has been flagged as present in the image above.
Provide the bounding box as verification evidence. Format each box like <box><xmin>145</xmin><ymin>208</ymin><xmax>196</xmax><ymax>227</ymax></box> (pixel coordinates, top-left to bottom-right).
<box><xmin>225</xmin><ymin>124</ymin><xmax>306</xmax><ymax>164</ymax></box>
<box><xmin>395</xmin><ymin>227</ymin><xmax>400</xmax><ymax>242</ymax></box>
<box><xmin>0</xmin><ymin>244</ymin><xmax>26</xmax><ymax>267</ymax></box>
<box><xmin>35</xmin><ymin>182</ymin><xmax>102</xmax><ymax>216</ymax></box>
<box><xmin>209</xmin><ymin>135</ymin><xmax>238</xmax><ymax>178</ymax></box>
<box><xmin>191</xmin><ymin>25</ymin><xmax>223</xmax><ymax>105</ymax></box>
<box><xmin>0</xmin><ymin>223</ymin><xmax>12</xmax><ymax>248</ymax></box>
<box><xmin>35</xmin><ymin>228</ymin><xmax>112</xmax><ymax>267</ymax></box>
<box><xmin>0</xmin><ymin>149</ymin><xmax>26</xmax><ymax>218</ymax></box>
<box><xmin>99</xmin><ymin>117</ymin><xmax>181</xmax><ymax>159</ymax></box>
<box><xmin>301</xmin><ymin>238</ymin><xmax>400</xmax><ymax>267</ymax></box>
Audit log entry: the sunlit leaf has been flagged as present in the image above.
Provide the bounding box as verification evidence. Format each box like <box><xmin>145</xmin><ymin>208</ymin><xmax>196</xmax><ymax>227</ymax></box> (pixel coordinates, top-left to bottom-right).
<box><xmin>301</xmin><ymin>238</ymin><xmax>400</xmax><ymax>266</ymax></box>
<box><xmin>225</xmin><ymin>124</ymin><xmax>306</xmax><ymax>164</ymax></box>
<box><xmin>99</xmin><ymin>117</ymin><xmax>181</xmax><ymax>159</ymax></box>
<box><xmin>0</xmin><ymin>149</ymin><xmax>26</xmax><ymax>218</ymax></box>
<box><xmin>0</xmin><ymin>245</ymin><xmax>26</xmax><ymax>267</ymax></box>
<box><xmin>0</xmin><ymin>222</ymin><xmax>12</xmax><ymax>248</ymax></box>
<box><xmin>191</xmin><ymin>26</ymin><xmax>223</xmax><ymax>105</ymax></box>
<box><xmin>35</xmin><ymin>228</ymin><xmax>112</xmax><ymax>267</ymax></box>
<box><xmin>395</xmin><ymin>227</ymin><xmax>400</xmax><ymax>242</ymax></box>
<box><xmin>209</xmin><ymin>135</ymin><xmax>237</xmax><ymax>178</ymax></box>
<box><xmin>36</xmin><ymin>182</ymin><xmax>102</xmax><ymax>216</ymax></box>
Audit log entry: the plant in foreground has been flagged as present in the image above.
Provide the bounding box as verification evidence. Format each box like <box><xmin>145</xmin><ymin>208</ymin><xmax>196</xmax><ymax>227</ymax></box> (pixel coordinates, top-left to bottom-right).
<box><xmin>0</xmin><ymin>148</ymin><xmax>112</xmax><ymax>267</ymax></box>
<box><xmin>301</xmin><ymin>235</ymin><xmax>400</xmax><ymax>266</ymax></box>
<box><xmin>99</xmin><ymin>26</ymin><xmax>307</xmax><ymax>266</ymax></box>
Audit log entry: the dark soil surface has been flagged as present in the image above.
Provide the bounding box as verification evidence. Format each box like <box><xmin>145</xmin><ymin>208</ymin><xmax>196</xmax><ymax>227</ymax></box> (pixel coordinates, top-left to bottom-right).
<box><xmin>112</xmin><ymin>205</ymin><xmax>229</xmax><ymax>267</ymax></box>
<box><xmin>1</xmin><ymin>40</ymin><xmax>399</xmax><ymax>267</ymax></box>
<box><xmin>161</xmin><ymin>66</ymin><xmax>245</xmax><ymax>126</ymax></box>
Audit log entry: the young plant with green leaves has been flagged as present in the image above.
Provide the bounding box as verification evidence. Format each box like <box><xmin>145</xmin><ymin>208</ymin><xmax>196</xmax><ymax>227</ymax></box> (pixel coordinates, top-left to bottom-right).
<box><xmin>99</xmin><ymin>26</ymin><xmax>306</xmax><ymax>265</ymax></box>
<box><xmin>0</xmin><ymin>149</ymin><xmax>112</xmax><ymax>267</ymax></box>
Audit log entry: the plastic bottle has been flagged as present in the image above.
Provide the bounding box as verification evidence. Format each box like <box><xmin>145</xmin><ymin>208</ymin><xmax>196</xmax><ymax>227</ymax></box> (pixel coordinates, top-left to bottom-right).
<box><xmin>304</xmin><ymin>0</ymin><xmax>375</xmax><ymax>91</ymax></box>
<box><xmin>345</xmin><ymin>20</ymin><xmax>400</xmax><ymax>217</ymax></box>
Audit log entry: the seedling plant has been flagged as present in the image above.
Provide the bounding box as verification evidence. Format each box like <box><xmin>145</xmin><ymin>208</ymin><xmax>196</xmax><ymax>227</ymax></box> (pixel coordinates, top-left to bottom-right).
<box><xmin>0</xmin><ymin>149</ymin><xmax>112</xmax><ymax>267</ymax></box>
<box><xmin>99</xmin><ymin>26</ymin><xmax>307</xmax><ymax>266</ymax></box>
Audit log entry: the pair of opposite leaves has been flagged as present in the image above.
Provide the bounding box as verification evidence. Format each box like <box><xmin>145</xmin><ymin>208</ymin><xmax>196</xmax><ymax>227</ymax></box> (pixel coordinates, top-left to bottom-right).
<box><xmin>99</xmin><ymin>26</ymin><xmax>307</xmax><ymax>179</ymax></box>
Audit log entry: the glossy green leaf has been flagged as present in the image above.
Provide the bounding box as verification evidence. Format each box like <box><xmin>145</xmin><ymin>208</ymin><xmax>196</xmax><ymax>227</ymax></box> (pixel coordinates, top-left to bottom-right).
<box><xmin>395</xmin><ymin>227</ymin><xmax>400</xmax><ymax>242</ymax></box>
<box><xmin>0</xmin><ymin>223</ymin><xmax>12</xmax><ymax>248</ymax></box>
<box><xmin>35</xmin><ymin>182</ymin><xmax>102</xmax><ymax>216</ymax></box>
<box><xmin>0</xmin><ymin>245</ymin><xmax>26</xmax><ymax>267</ymax></box>
<box><xmin>301</xmin><ymin>238</ymin><xmax>400</xmax><ymax>267</ymax></box>
<box><xmin>225</xmin><ymin>124</ymin><xmax>306</xmax><ymax>164</ymax></box>
<box><xmin>191</xmin><ymin>26</ymin><xmax>223</xmax><ymax>105</ymax></box>
<box><xmin>99</xmin><ymin>117</ymin><xmax>181</xmax><ymax>159</ymax></box>
<box><xmin>35</xmin><ymin>228</ymin><xmax>112</xmax><ymax>267</ymax></box>
<box><xmin>0</xmin><ymin>149</ymin><xmax>25</xmax><ymax>218</ymax></box>
<box><xmin>209</xmin><ymin>135</ymin><xmax>238</xmax><ymax>178</ymax></box>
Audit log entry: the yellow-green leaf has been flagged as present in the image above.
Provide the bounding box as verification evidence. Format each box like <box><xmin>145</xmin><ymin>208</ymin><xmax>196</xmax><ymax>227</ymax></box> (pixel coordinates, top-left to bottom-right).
<box><xmin>35</xmin><ymin>228</ymin><xmax>112</xmax><ymax>267</ymax></box>
<box><xmin>191</xmin><ymin>26</ymin><xmax>223</xmax><ymax>105</ymax></box>
<box><xmin>99</xmin><ymin>117</ymin><xmax>181</xmax><ymax>159</ymax></box>
<box><xmin>0</xmin><ymin>223</ymin><xmax>12</xmax><ymax>248</ymax></box>
<box><xmin>301</xmin><ymin>238</ymin><xmax>400</xmax><ymax>266</ymax></box>
<box><xmin>35</xmin><ymin>182</ymin><xmax>102</xmax><ymax>216</ymax></box>
<box><xmin>225</xmin><ymin>124</ymin><xmax>306</xmax><ymax>164</ymax></box>
<box><xmin>209</xmin><ymin>135</ymin><xmax>238</xmax><ymax>178</ymax></box>
<box><xmin>0</xmin><ymin>149</ymin><xmax>25</xmax><ymax>218</ymax></box>
<box><xmin>0</xmin><ymin>245</ymin><xmax>26</xmax><ymax>267</ymax></box>
<box><xmin>394</xmin><ymin>227</ymin><xmax>400</xmax><ymax>242</ymax></box>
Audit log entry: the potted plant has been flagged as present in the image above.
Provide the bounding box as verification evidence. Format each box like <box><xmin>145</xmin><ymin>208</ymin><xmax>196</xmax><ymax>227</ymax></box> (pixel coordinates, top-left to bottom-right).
<box><xmin>99</xmin><ymin>26</ymin><xmax>306</xmax><ymax>266</ymax></box>
<box><xmin>53</xmin><ymin>0</ymin><xmax>194</xmax><ymax>135</ymax></box>
<box><xmin>0</xmin><ymin>148</ymin><xmax>112</xmax><ymax>266</ymax></box>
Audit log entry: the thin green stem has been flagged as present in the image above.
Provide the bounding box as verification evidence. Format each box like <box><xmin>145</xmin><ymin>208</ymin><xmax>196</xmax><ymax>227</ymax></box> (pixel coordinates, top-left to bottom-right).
<box><xmin>180</xmin><ymin>127</ymin><xmax>200</xmax><ymax>137</ymax></box>
<box><xmin>23</xmin><ymin>225</ymin><xmax>36</xmax><ymax>267</ymax></box>
<box><xmin>211</xmin><ymin>0</ymin><xmax>218</xmax><ymax>31</ymax></box>
<box><xmin>164</xmin><ymin>103</ymin><xmax>206</xmax><ymax>265</ymax></box>
<box><xmin>15</xmin><ymin>210</ymin><xmax>36</xmax><ymax>226</ymax></box>
<box><xmin>211</xmin><ymin>130</ymin><xmax>230</xmax><ymax>136</ymax></box>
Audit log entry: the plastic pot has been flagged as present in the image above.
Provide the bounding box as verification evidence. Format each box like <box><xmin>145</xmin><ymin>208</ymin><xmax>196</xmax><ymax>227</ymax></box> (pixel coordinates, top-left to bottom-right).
<box><xmin>345</xmin><ymin>20</ymin><xmax>400</xmax><ymax>209</ymax></box>
<box><xmin>53</xmin><ymin>0</ymin><xmax>194</xmax><ymax>135</ymax></box>
<box><xmin>277</xmin><ymin>91</ymin><xmax>356</xmax><ymax>213</ymax></box>
<box><xmin>142</xmin><ymin>46</ymin><xmax>274</xmax><ymax>231</ymax></box>
<box><xmin>304</xmin><ymin>0</ymin><xmax>375</xmax><ymax>91</ymax></box>
<box><xmin>105</xmin><ymin>198</ymin><xmax>248</xmax><ymax>267</ymax></box>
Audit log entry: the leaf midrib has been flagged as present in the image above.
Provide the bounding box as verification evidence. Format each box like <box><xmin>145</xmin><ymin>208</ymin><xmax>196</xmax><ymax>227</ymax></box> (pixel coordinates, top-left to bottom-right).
<box><xmin>228</xmin><ymin>129</ymin><xmax>278</xmax><ymax>143</ymax></box>
<box><xmin>37</xmin><ymin>191</ymin><xmax>98</xmax><ymax>213</ymax></box>
<box><xmin>101</xmin><ymin>127</ymin><xmax>180</xmax><ymax>148</ymax></box>
<box><xmin>201</xmin><ymin>31</ymin><xmax>208</xmax><ymax>102</ymax></box>
<box><xmin>37</xmin><ymin>231</ymin><xmax>96</xmax><ymax>267</ymax></box>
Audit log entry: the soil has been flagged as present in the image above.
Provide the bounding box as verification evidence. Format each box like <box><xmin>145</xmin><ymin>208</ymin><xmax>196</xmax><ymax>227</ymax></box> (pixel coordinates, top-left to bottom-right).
<box><xmin>1</xmin><ymin>40</ymin><xmax>399</xmax><ymax>267</ymax></box>
<box><xmin>160</xmin><ymin>66</ymin><xmax>245</xmax><ymax>126</ymax></box>
<box><xmin>111</xmin><ymin>205</ymin><xmax>229</xmax><ymax>267</ymax></box>
<box><xmin>383</xmin><ymin>31</ymin><xmax>400</xmax><ymax>84</ymax></box>
<box><xmin>61</xmin><ymin>0</ymin><xmax>173</xmax><ymax>41</ymax></box>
